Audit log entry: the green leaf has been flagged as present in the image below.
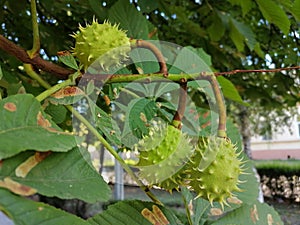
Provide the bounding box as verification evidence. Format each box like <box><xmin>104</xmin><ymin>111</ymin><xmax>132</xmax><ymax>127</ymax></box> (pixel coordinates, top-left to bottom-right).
<box><xmin>88</xmin><ymin>200</ymin><xmax>183</xmax><ymax>225</ymax></box>
<box><xmin>0</xmin><ymin>147</ymin><xmax>111</xmax><ymax>202</ymax></box>
<box><xmin>108</xmin><ymin>0</ymin><xmax>149</xmax><ymax>39</ymax></box>
<box><xmin>0</xmin><ymin>94</ymin><xmax>77</xmax><ymax>159</ymax></box>
<box><xmin>229</xmin><ymin>0</ymin><xmax>253</xmax><ymax>16</ymax></box>
<box><xmin>138</xmin><ymin>0</ymin><xmax>159</xmax><ymax>13</ymax></box>
<box><xmin>255</xmin><ymin>0</ymin><xmax>291</xmax><ymax>34</ymax></box>
<box><xmin>169</xmin><ymin>46</ymin><xmax>211</xmax><ymax>74</ymax></box>
<box><xmin>210</xmin><ymin>200</ymin><xmax>283</xmax><ymax>225</ymax></box>
<box><xmin>44</xmin><ymin>102</ymin><xmax>67</xmax><ymax>124</ymax></box>
<box><xmin>0</xmin><ymin>65</ymin><xmax>3</xmax><ymax>80</ymax></box>
<box><xmin>230</xmin><ymin>18</ymin><xmax>256</xmax><ymax>50</ymax></box>
<box><xmin>217</xmin><ymin>76</ymin><xmax>249</xmax><ymax>106</ymax></box>
<box><xmin>91</xmin><ymin>99</ymin><xmax>122</xmax><ymax>146</ymax></box>
<box><xmin>292</xmin><ymin>0</ymin><xmax>300</xmax><ymax>21</ymax></box>
<box><xmin>86</xmin><ymin>80</ymin><xmax>95</xmax><ymax>96</ymax></box>
<box><xmin>48</xmin><ymin>86</ymin><xmax>85</xmax><ymax>105</ymax></box>
<box><xmin>181</xmin><ymin>187</ymin><xmax>211</xmax><ymax>225</ymax></box>
<box><xmin>207</xmin><ymin>12</ymin><xmax>226</xmax><ymax>41</ymax></box>
<box><xmin>129</xmin><ymin>47</ymin><xmax>160</xmax><ymax>74</ymax></box>
<box><xmin>58</xmin><ymin>54</ymin><xmax>79</xmax><ymax>70</ymax></box>
<box><xmin>0</xmin><ymin>188</ymin><xmax>90</xmax><ymax>225</ymax></box>
<box><xmin>88</xmin><ymin>0</ymin><xmax>108</xmax><ymax>21</ymax></box>
<box><xmin>126</xmin><ymin>98</ymin><xmax>158</xmax><ymax>138</ymax></box>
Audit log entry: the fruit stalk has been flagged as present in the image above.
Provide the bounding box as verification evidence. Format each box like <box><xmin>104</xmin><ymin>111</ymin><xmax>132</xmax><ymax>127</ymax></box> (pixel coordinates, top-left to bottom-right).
<box><xmin>199</xmin><ymin>72</ymin><xmax>227</xmax><ymax>138</ymax></box>
<box><xmin>172</xmin><ymin>79</ymin><xmax>188</xmax><ymax>129</ymax></box>
<box><xmin>131</xmin><ymin>39</ymin><xmax>168</xmax><ymax>76</ymax></box>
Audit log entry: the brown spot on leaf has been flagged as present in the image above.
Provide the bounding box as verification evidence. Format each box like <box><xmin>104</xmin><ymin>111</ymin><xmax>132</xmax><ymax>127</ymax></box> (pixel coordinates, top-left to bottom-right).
<box><xmin>4</xmin><ymin>102</ymin><xmax>17</xmax><ymax>112</ymax></box>
<box><xmin>152</xmin><ymin>205</ymin><xmax>169</xmax><ymax>224</ymax></box>
<box><xmin>203</xmin><ymin>111</ymin><xmax>210</xmax><ymax>119</ymax></box>
<box><xmin>103</xmin><ymin>95</ymin><xmax>111</xmax><ymax>106</ymax></box>
<box><xmin>201</xmin><ymin>121</ymin><xmax>211</xmax><ymax>129</ymax></box>
<box><xmin>37</xmin><ymin>111</ymin><xmax>51</xmax><ymax>128</ymax></box>
<box><xmin>142</xmin><ymin>208</ymin><xmax>160</xmax><ymax>225</ymax></box>
<box><xmin>267</xmin><ymin>214</ymin><xmax>274</xmax><ymax>225</ymax></box>
<box><xmin>210</xmin><ymin>208</ymin><xmax>223</xmax><ymax>216</ymax></box>
<box><xmin>140</xmin><ymin>112</ymin><xmax>147</xmax><ymax>123</ymax></box>
<box><xmin>227</xmin><ymin>196</ymin><xmax>243</xmax><ymax>204</ymax></box>
<box><xmin>16</xmin><ymin>151</ymin><xmax>51</xmax><ymax>178</ymax></box>
<box><xmin>57</xmin><ymin>50</ymin><xmax>71</xmax><ymax>56</ymax></box>
<box><xmin>0</xmin><ymin>177</ymin><xmax>37</xmax><ymax>196</ymax></box>
<box><xmin>188</xmin><ymin>200</ymin><xmax>194</xmax><ymax>216</ymax></box>
<box><xmin>250</xmin><ymin>204</ymin><xmax>259</xmax><ymax>223</ymax></box>
<box><xmin>141</xmin><ymin>206</ymin><xmax>169</xmax><ymax>225</ymax></box>
<box><xmin>51</xmin><ymin>86</ymin><xmax>84</xmax><ymax>99</ymax></box>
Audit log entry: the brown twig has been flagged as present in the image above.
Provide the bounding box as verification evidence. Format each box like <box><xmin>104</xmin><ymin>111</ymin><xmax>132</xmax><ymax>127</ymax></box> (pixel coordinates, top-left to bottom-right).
<box><xmin>172</xmin><ymin>79</ymin><xmax>188</xmax><ymax>129</ymax></box>
<box><xmin>131</xmin><ymin>39</ymin><xmax>168</xmax><ymax>76</ymax></box>
<box><xmin>0</xmin><ymin>35</ymin><xmax>73</xmax><ymax>79</ymax></box>
<box><xmin>214</xmin><ymin>66</ymin><xmax>300</xmax><ymax>76</ymax></box>
<box><xmin>1</xmin><ymin>34</ymin><xmax>299</xmax><ymax>80</ymax></box>
<box><xmin>199</xmin><ymin>72</ymin><xmax>227</xmax><ymax>138</ymax></box>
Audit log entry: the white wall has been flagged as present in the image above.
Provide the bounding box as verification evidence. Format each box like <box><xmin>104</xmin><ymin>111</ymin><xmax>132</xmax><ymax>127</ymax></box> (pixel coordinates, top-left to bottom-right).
<box><xmin>251</xmin><ymin>106</ymin><xmax>300</xmax><ymax>159</ymax></box>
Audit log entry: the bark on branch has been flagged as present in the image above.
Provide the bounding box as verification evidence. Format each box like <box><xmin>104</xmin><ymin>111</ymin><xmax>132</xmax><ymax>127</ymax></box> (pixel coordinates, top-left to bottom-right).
<box><xmin>0</xmin><ymin>35</ymin><xmax>73</xmax><ymax>79</ymax></box>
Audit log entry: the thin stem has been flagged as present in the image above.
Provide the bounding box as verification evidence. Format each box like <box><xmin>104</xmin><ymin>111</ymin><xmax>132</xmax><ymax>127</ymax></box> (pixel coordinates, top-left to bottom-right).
<box><xmin>28</xmin><ymin>0</ymin><xmax>40</xmax><ymax>58</ymax></box>
<box><xmin>24</xmin><ymin>64</ymin><xmax>51</xmax><ymax>89</ymax></box>
<box><xmin>1</xmin><ymin>34</ymin><xmax>299</xmax><ymax>80</ymax></box>
<box><xmin>199</xmin><ymin>72</ymin><xmax>227</xmax><ymax>138</ymax></box>
<box><xmin>82</xmin><ymin>73</ymin><xmax>199</xmax><ymax>83</ymax></box>
<box><xmin>130</xmin><ymin>39</ymin><xmax>168</xmax><ymax>76</ymax></box>
<box><xmin>172</xmin><ymin>80</ymin><xmax>188</xmax><ymax>129</ymax></box>
<box><xmin>67</xmin><ymin>105</ymin><xmax>163</xmax><ymax>205</ymax></box>
<box><xmin>182</xmin><ymin>195</ymin><xmax>193</xmax><ymax>225</ymax></box>
<box><xmin>35</xmin><ymin>78</ymin><xmax>75</xmax><ymax>102</ymax></box>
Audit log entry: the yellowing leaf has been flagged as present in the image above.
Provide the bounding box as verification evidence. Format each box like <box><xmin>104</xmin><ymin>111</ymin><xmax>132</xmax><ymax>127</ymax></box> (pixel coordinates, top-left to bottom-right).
<box><xmin>15</xmin><ymin>152</ymin><xmax>51</xmax><ymax>178</ymax></box>
<box><xmin>51</xmin><ymin>86</ymin><xmax>84</xmax><ymax>99</ymax></box>
<box><xmin>0</xmin><ymin>177</ymin><xmax>37</xmax><ymax>196</ymax></box>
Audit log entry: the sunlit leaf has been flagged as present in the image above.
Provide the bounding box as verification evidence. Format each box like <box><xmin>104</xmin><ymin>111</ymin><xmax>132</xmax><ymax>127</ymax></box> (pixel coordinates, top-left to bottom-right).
<box><xmin>217</xmin><ymin>76</ymin><xmax>249</xmax><ymax>106</ymax></box>
<box><xmin>58</xmin><ymin>53</ymin><xmax>79</xmax><ymax>70</ymax></box>
<box><xmin>0</xmin><ymin>147</ymin><xmax>111</xmax><ymax>202</ymax></box>
<box><xmin>0</xmin><ymin>188</ymin><xmax>90</xmax><ymax>225</ymax></box>
<box><xmin>88</xmin><ymin>200</ymin><xmax>183</xmax><ymax>225</ymax></box>
<box><xmin>0</xmin><ymin>94</ymin><xmax>77</xmax><ymax>159</ymax></box>
<box><xmin>210</xmin><ymin>201</ymin><xmax>283</xmax><ymax>225</ymax></box>
<box><xmin>230</xmin><ymin>18</ymin><xmax>256</xmax><ymax>50</ymax></box>
<box><xmin>126</xmin><ymin>98</ymin><xmax>158</xmax><ymax>138</ymax></box>
<box><xmin>255</xmin><ymin>0</ymin><xmax>291</xmax><ymax>34</ymax></box>
<box><xmin>169</xmin><ymin>46</ymin><xmax>211</xmax><ymax>74</ymax></box>
<box><xmin>108</xmin><ymin>0</ymin><xmax>149</xmax><ymax>39</ymax></box>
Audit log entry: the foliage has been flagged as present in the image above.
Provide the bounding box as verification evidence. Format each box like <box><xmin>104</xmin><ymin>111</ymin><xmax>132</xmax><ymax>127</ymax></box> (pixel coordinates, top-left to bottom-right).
<box><xmin>254</xmin><ymin>160</ymin><xmax>300</xmax><ymax>176</ymax></box>
<box><xmin>0</xmin><ymin>0</ymin><xmax>299</xmax><ymax>224</ymax></box>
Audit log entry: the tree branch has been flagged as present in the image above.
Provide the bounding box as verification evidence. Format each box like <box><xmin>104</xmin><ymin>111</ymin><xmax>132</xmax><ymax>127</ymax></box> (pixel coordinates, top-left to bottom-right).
<box><xmin>0</xmin><ymin>35</ymin><xmax>73</xmax><ymax>79</ymax></box>
<box><xmin>130</xmin><ymin>39</ymin><xmax>168</xmax><ymax>76</ymax></box>
<box><xmin>172</xmin><ymin>79</ymin><xmax>188</xmax><ymax>129</ymax></box>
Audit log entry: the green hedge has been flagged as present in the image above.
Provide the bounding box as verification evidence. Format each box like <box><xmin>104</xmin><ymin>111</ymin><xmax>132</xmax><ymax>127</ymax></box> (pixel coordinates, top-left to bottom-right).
<box><xmin>253</xmin><ymin>160</ymin><xmax>300</xmax><ymax>177</ymax></box>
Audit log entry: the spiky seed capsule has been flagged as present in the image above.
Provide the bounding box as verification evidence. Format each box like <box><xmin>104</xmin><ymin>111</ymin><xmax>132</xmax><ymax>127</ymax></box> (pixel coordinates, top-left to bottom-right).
<box><xmin>72</xmin><ymin>19</ymin><xmax>131</xmax><ymax>71</ymax></box>
<box><xmin>136</xmin><ymin>125</ymin><xmax>194</xmax><ymax>190</ymax></box>
<box><xmin>186</xmin><ymin>137</ymin><xmax>244</xmax><ymax>208</ymax></box>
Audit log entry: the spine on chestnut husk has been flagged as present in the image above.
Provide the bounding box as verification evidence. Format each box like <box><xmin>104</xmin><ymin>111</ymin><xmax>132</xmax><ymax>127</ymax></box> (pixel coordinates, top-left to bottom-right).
<box><xmin>184</xmin><ymin>136</ymin><xmax>245</xmax><ymax>208</ymax></box>
<box><xmin>71</xmin><ymin>19</ymin><xmax>131</xmax><ymax>71</ymax></box>
<box><xmin>135</xmin><ymin>124</ymin><xmax>194</xmax><ymax>190</ymax></box>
